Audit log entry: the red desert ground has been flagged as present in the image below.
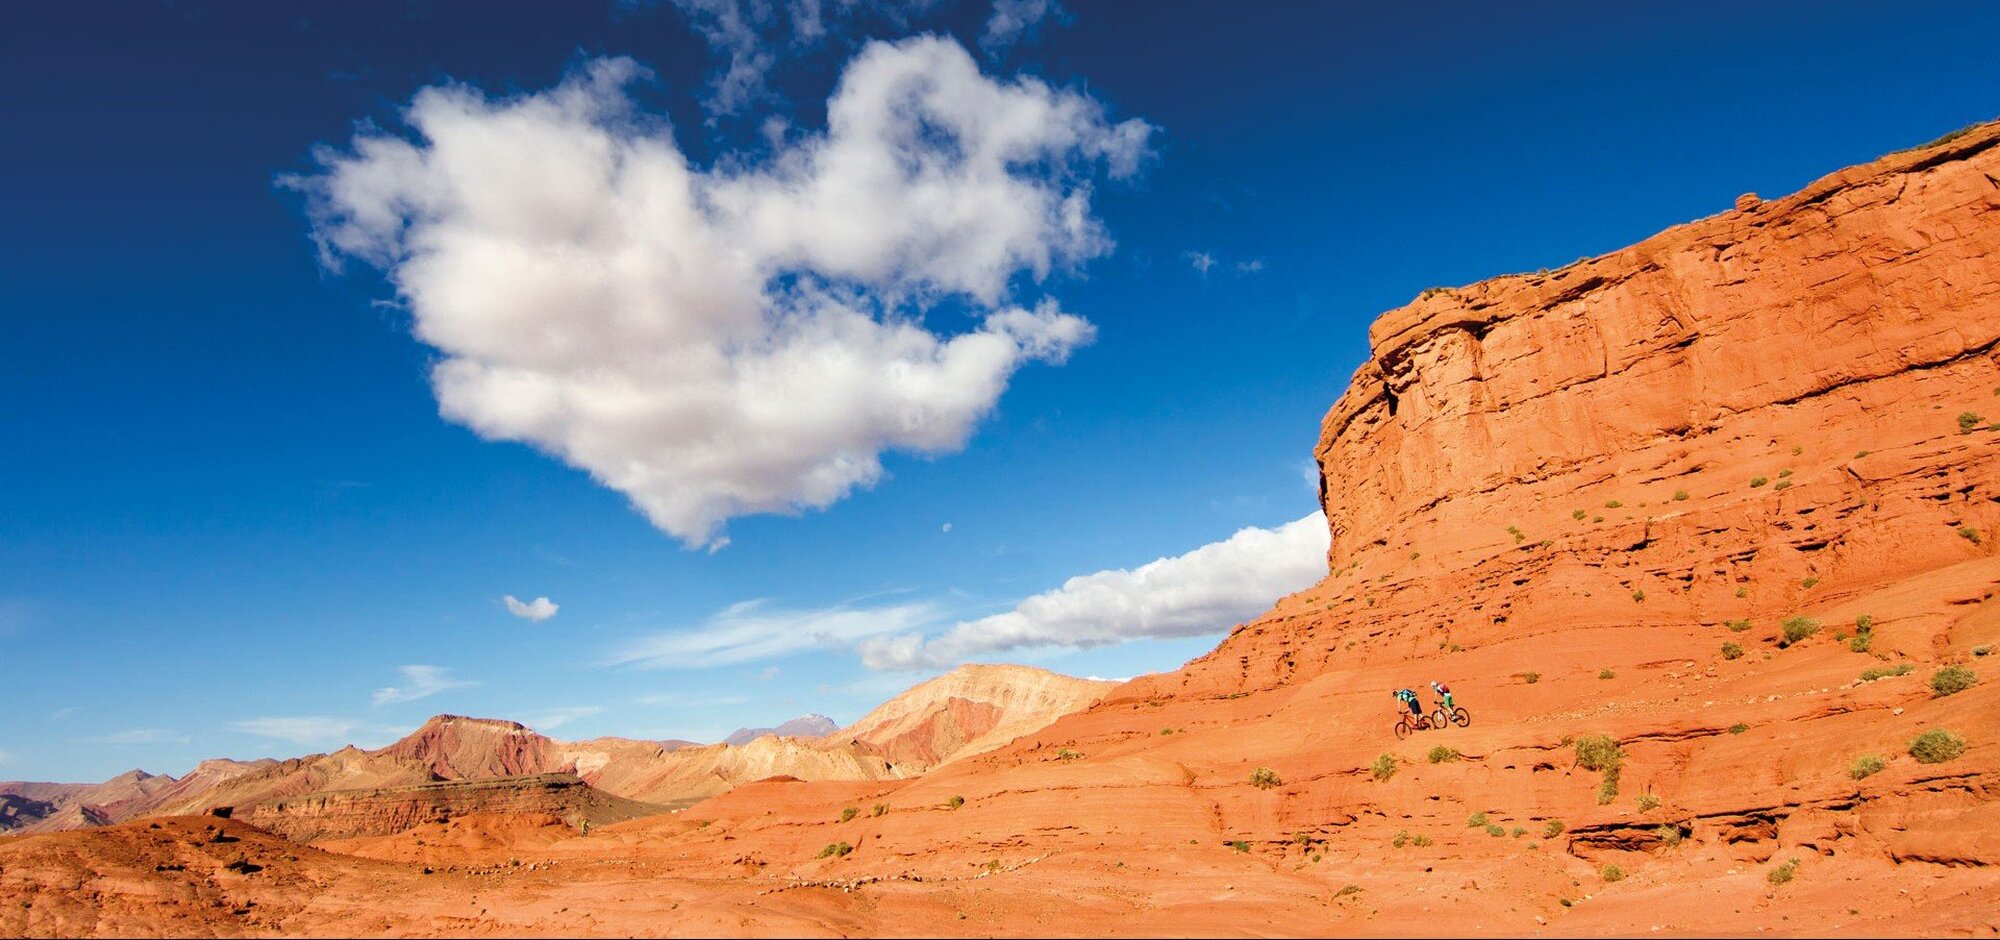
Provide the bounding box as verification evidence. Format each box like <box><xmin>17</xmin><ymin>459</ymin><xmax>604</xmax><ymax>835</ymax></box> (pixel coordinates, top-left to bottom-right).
<box><xmin>4</xmin><ymin>122</ymin><xmax>2000</xmax><ymax>937</ymax></box>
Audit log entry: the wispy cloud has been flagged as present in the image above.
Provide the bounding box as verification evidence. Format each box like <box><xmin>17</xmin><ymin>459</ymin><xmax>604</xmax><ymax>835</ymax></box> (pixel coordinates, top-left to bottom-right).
<box><xmin>860</xmin><ymin>512</ymin><xmax>1329</xmax><ymax>670</ymax></box>
<box><xmin>371</xmin><ymin>665</ymin><xmax>478</xmax><ymax>706</ymax></box>
<box><xmin>522</xmin><ymin>706</ymin><xmax>602</xmax><ymax>731</ymax></box>
<box><xmin>635</xmin><ymin>691</ymin><xmax>752</xmax><ymax>707</ymax></box>
<box><xmin>612</xmin><ymin>600</ymin><xmax>937</xmax><ymax>670</ymax></box>
<box><xmin>229</xmin><ymin>716</ymin><xmax>359</xmax><ymax>748</ymax></box>
<box><xmin>0</xmin><ymin>749</ymin><xmax>11</xmax><ymax>766</ymax></box>
<box><xmin>1185</xmin><ymin>251</ymin><xmax>1216</xmax><ymax>275</ymax></box>
<box><xmin>49</xmin><ymin>706</ymin><xmax>80</xmax><ymax>721</ymax></box>
<box><xmin>503</xmin><ymin>595</ymin><xmax>559</xmax><ymax>622</ymax></box>
<box><xmin>83</xmin><ymin>728</ymin><xmax>190</xmax><ymax>745</ymax></box>
<box><xmin>982</xmin><ymin>0</ymin><xmax>1062</xmax><ymax>52</ymax></box>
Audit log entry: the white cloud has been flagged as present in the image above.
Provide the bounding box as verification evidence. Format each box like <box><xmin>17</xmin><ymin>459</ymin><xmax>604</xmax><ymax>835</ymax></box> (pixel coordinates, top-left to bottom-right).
<box><xmin>503</xmin><ymin>594</ymin><xmax>560</xmax><ymax>622</ymax></box>
<box><xmin>756</xmin><ymin>665</ymin><xmax>780</xmax><ymax>680</ymax></box>
<box><xmin>229</xmin><ymin>716</ymin><xmax>360</xmax><ymax>748</ymax></box>
<box><xmin>1235</xmin><ymin>259</ymin><xmax>1265</xmax><ymax>273</ymax></box>
<box><xmin>1185</xmin><ymin>251</ymin><xmax>1216</xmax><ymax>275</ymax></box>
<box><xmin>523</xmin><ymin>706</ymin><xmax>603</xmax><ymax>731</ymax></box>
<box><xmin>941</xmin><ymin>522</ymin><xmax>953</xmax><ymax>533</ymax></box>
<box><xmin>612</xmin><ymin>599</ymin><xmax>937</xmax><ymax>669</ymax></box>
<box><xmin>84</xmin><ymin>729</ymin><xmax>191</xmax><ymax>745</ymax></box>
<box><xmin>295</xmin><ymin>38</ymin><xmax>1147</xmax><ymax>549</ymax></box>
<box><xmin>859</xmin><ymin>511</ymin><xmax>1329</xmax><ymax>669</ymax></box>
<box><xmin>982</xmin><ymin>0</ymin><xmax>1059</xmax><ymax>51</ymax></box>
<box><xmin>371</xmin><ymin>665</ymin><xmax>478</xmax><ymax>706</ymax></box>
<box><xmin>50</xmin><ymin>706</ymin><xmax>79</xmax><ymax>721</ymax></box>
<box><xmin>663</xmin><ymin>0</ymin><xmax>936</xmax><ymax>117</ymax></box>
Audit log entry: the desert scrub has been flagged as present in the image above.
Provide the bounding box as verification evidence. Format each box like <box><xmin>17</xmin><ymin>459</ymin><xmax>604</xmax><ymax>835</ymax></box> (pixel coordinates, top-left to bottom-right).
<box><xmin>1055</xmin><ymin>748</ymin><xmax>1082</xmax><ymax>761</ymax></box>
<box><xmin>1542</xmin><ymin>819</ymin><xmax>1565</xmax><ymax>839</ymax></box>
<box><xmin>1507</xmin><ymin>525</ymin><xmax>1525</xmax><ymax>543</ymax></box>
<box><xmin>1779</xmin><ymin>616</ymin><xmax>1821</xmax><ymax>647</ymax></box>
<box><xmin>1573</xmin><ymin>509</ymin><xmax>1588</xmax><ymax>520</ymax></box>
<box><xmin>817</xmin><ymin>842</ymin><xmax>854</xmax><ymax>859</ymax></box>
<box><xmin>1728</xmin><ymin>722</ymin><xmax>1748</xmax><ymax>734</ymax></box>
<box><xmin>839</xmin><ymin>806</ymin><xmax>859</xmax><ymax>823</ymax></box>
<box><xmin>871</xmin><ymin>803</ymin><xmax>888</xmax><ymax>818</ymax></box>
<box><xmin>1725</xmin><ymin>619</ymin><xmax>1752</xmax><ymax>632</ymax></box>
<box><xmin>1774</xmin><ymin>480</ymin><xmax>1793</xmax><ymax>491</ymax></box>
<box><xmin>1959</xmin><ymin>411</ymin><xmax>1985</xmax><ymax>434</ymax></box>
<box><xmin>1467</xmin><ymin>812</ymin><xmax>1489</xmax><ymax>828</ymax></box>
<box><xmin>1391</xmin><ymin>830</ymin><xmax>1410</xmax><ymax>848</ymax></box>
<box><xmin>1635</xmin><ymin>793</ymin><xmax>1659</xmax><ymax>812</ymax></box>
<box><xmin>1486</xmin><ymin>824</ymin><xmax>1506</xmax><ymax>837</ymax></box>
<box><xmin>1767</xmin><ymin>858</ymin><xmax>1798</xmax><ymax>885</ymax></box>
<box><xmin>1523</xmin><ymin>671</ymin><xmax>1541</xmax><ymax>684</ymax></box>
<box><xmin>1575</xmin><ymin>733</ymin><xmax>1624</xmax><ymax>803</ymax></box>
<box><xmin>947</xmin><ymin>795</ymin><xmax>966</xmax><ymax>809</ymax></box>
<box><xmin>1601</xmin><ymin>863</ymin><xmax>1625</xmax><ymax>883</ymax></box>
<box><xmin>1751</xmin><ymin>476</ymin><xmax>1768</xmax><ymax>488</ymax></box>
<box><xmin>1655</xmin><ymin>825</ymin><xmax>1684</xmax><ymax>847</ymax></box>
<box><xmin>1511</xmin><ymin>826</ymin><xmax>1527</xmax><ymax>837</ymax></box>
<box><xmin>1427</xmin><ymin>746</ymin><xmax>1461</xmax><ymax>764</ymax></box>
<box><xmin>1848</xmin><ymin>755</ymin><xmax>1885</xmax><ymax>780</ymax></box>
<box><xmin>1371</xmin><ymin>753</ymin><xmax>1397</xmax><ymax>781</ymax></box>
<box><xmin>1909</xmin><ymin>729</ymin><xmax>1967</xmax><ymax>764</ymax></box>
<box><xmin>1632</xmin><ymin>589</ymin><xmax>1646</xmax><ymax>602</ymax></box>
<box><xmin>1249</xmin><ymin>767</ymin><xmax>1283</xmax><ymax>788</ymax></box>
<box><xmin>1930</xmin><ymin>665</ymin><xmax>1976</xmax><ymax>697</ymax></box>
<box><xmin>1605</xmin><ymin>499</ymin><xmax>1623</xmax><ymax>509</ymax></box>
<box><xmin>1598</xmin><ymin>668</ymin><xmax>1616</xmax><ymax>680</ymax></box>
<box><xmin>1962</xmin><ymin>525</ymin><xmax>1984</xmax><ymax>545</ymax></box>
<box><xmin>1722</xmin><ymin>642</ymin><xmax>1745</xmax><ymax>660</ymax></box>
<box><xmin>1673</xmin><ymin>489</ymin><xmax>1689</xmax><ymax>501</ymax></box>
<box><xmin>1859</xmin><ymin>663</ymin><xmax>1914</xmax><ymax>682</ymax></box>
<box><xmin>1849</xmin><ymin>615</ymin><xmax>1874</xmax><ymax>652</ymax></box>
<box><xmin>1410</xmin><ymin>833</ymin><xmax>1433</xmax><ymax>847</ymax></box>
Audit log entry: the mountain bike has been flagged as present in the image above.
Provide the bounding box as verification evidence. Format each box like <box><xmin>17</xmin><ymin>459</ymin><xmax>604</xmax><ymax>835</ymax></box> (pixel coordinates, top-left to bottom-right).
<box><xmin>1432</xmin><ymin>705</ymin><xmax>1470</xmax><ymax>729</ymax></box>
<box><xmin>1392</xmin><ymin>713</ymin><xmax>1433</xmax><ymax>739</ymax></box>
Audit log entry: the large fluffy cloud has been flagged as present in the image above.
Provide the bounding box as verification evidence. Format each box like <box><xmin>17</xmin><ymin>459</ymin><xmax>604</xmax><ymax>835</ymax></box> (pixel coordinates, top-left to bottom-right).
<box><xmin>503</xmin><ymin>595</ymin><xmax>559</xmax><ymax>622</ymax></box>
<box><xmin>860</xmin><ymin>512</ymin><xmax>1330</xmax><ymax>670</ymax></box>
<box><xmin>296</xmin><ymin>38</ymin><xmax>1147</xmax><ymax>548</ymax></box>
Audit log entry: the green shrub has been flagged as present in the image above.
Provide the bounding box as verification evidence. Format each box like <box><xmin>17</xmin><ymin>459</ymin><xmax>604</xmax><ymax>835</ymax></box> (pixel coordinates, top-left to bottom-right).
<box><xmin>1598</xmin><ymin>668</ymin><xmax>1616</xmax><ymax>680</ymax></box>
<box><xmin>1371</xmin><ymin>753</ymin><xmax>1397</xmax><ymax>781</ymax></box>
<box><xmin>1635</xmin><ymin>793</ymin><xmax>1659</xmax><ymax>812</ymax></box>
<box><xmin>1930</xmin><ymin>665</ymin><xmax>1976</xmax><ymax>697</ymax></box>
<box><xmin>1751</xmin><ymin>476</ymin><xmax>1768</xmax><ymax>488</ymax></box>
<box><xmin>1511</xmin><ymin>826</ymin><xmax>1527</xmax><ymax>837</ymax></box>
<box><xmin>1855</xmin><ymin>614</ymin><xmax>1874</xmax><ymax>632</ymax></box>
<box><xmin>871</xmin><ymin>803</ymin><xmax>888</xmax><ymax>818</ymax></box>
<box><xmin>1855</xmin><ymin>450</ymin><xmax>1871</xmax><ymax>458</ymax></box>
<box><xmin>1601</xmin><ymin>863</ymin><xmax>1625</xmax><ymax>883</ymax></box>
<box><xmin>1774</xmin><ymin>480</ymin><xmax>1793</xmax><ymax>491</ymax></box>
<box><xmin>1467</xmin><ymin>812</ymin><xmax>1488</xmax><ymax>828</ymax></box>
<box><xmin>1486</xmin><ymin>824</ymin><xmax>1506</xmax><ymax>837</ymax></box>
<box><xmin>1721</xmin><ymin>642</ymin><xmax>1744</xmax><ymax>661</ymax></box>
<box><xmin>1593</xmin><ymin>515</ymin><xmax>1604</xmax><ymax>523</ymax></box>
<box><xmin>1391</xmin><ymin>830</ymin><xmax>1409</xmax><ymax>848</ymax></box>
<box><xmin>1735</xmin><ymin>587</ymin><xmax>1749</xmax><ymax>598</ymax></box>
<box><xmin>1673</xmin><ymin>490</ymin><xmax>1689</xmax><ymax>501</ymax></box>
<box><xmin>1250</xmin><ymin>767</ymin><xmax>1283</xmax><ymax>788</ymax></box>
<box><xmin>839</xmin><ymin>806</ymin><xmax>858</xmax><ymax>823</ymax></box>
<box><xmin>1791</xmin><ymin>445</ymin><xmax>1803</xmax><ymax>456</ymax></box>
<box><xmin>1427</xmin><ymin>746</ymin><xmax>1461</xmax><ymax>764</ymax></box>
<box><xmin>1848</xmin><ymin>755</ymin><xmax>1884</xmax><ymax>780</ymax></box>
<box><xmin>1605</xmin><ymin>499</ymin><xmax>1623</xmax><ymax>509</ymax></box>
<box><xmin>1728</xmin><ymin>722</ymin><xmax>1748</xmax><ymax>734</ymax></box>
<box><xmin>1726</xmin><ymin>619</ymin><xmax>1752</xmax><ymax>632</ymax></box>
<box><xmin>947</xmin><ymin>795</ymin><xmax>965</xmax><ymax>809</ymax></box>
<box><xmin>1656</xmin><ymin>825</ymin><xmax>1683</xmax><ymax>847</ymax></box>
<box><xmin>1542</xmin><ymin>819</ymin><xmax>1565</xmax><ymax>839</ymax></box>
<box><xmin>1768</xmin><ymin>858</ymin><xmax>1798</xmax><ymax>885</ymax></box>
<box><xmin>1962</xmin><ymin>526</ymin><xmax>1983</xmax><ymax>545</ymax></box>
<box><xmin>1507</xmin><ymin>525</ymin><xmax>1525</xmax><ymax>543</ymax></box>
<box><xmin>1779</xmin><ymin>616</ymin><xmax>1821</xmax><ymax>647</ymax></box>
<box><xmin>1056</xmin><ymin>748</ymin><xmax>1082</xmax><ymax>761</ymax></box>
<box><xmin>1800</xmin><ymin>576</ymin><xmax>1817</xmax><ymax>587</ymax></box>
<box><xmin>1860</xmin><ymin>663</ymin><xmax>1914</xmax><ymax>682</ymax></box>
<box><xmin>1523</xmin><ymin>671</ymin><xmax>1541</xmax><ymax>684</ymax></box>
<box><xmin>1909</xmin><ymin>729</ymin><xmax>1967</xmax><ymax>764</ymax></box>
<box><xmin>1575</xmin><ymin>734</ymin><xmax>1622</xmax><ymax>772</ymax></box>
<box><xmin>1849</xmin><ymin>632</ymin><xmax>1872</xmax><ymax>653</ymax></box>
<box><xmin>1632</xmin><ymin>590</ymin><xmax>1645</xmax><ymax>602</ymax></box>
<box><xmin>1227</xmin><ymin>840</ymin><xmax>1251</xmax><ymax>853</ymax></box>
<box><xmin>1410</xmin><ymin>834</ymin><xmax>1433</xmax><ymax>847</ymax></box>
<box><xmin>1572</xmin><ymin>509</ymin><xmax>1588</xmax><ymax>520</ymax></box>
<box><xmin>1959</xmin><ymin>411</ymin><xmax>1985</xmax><ymax>434</ymax></box>
<box><xmin>817</xmin><ymin>841</ymin><xmax>854</xmax><ymax>859</ymax></box>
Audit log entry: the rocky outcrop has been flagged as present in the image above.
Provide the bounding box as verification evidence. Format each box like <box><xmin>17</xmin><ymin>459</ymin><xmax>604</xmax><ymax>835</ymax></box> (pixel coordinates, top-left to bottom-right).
<box><xmin>234</xmin><ymin>773</ymin><xmax>663</xmax><ymax>843</ymax></box>
<box><xmin>835</xmin><ymin>664</ymin><xmax>1117</xmax><ymax>769</ymax></box>
<box><xmin>722</xmin><ymin>714</ymin><xmax>838</xmax><ymax>746</ymax></box>
<box><xmin>375</xmin><ymin>715</ymin><xmax>568</xmax><ymax>780</ymax></box>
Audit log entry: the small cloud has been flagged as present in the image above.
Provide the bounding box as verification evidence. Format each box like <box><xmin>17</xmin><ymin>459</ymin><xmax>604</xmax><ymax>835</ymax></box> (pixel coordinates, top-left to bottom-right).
<box><xmin>1235</xmin><ymin>259</ymin><xmax>1265</xmax><ymax>274</ymax></box>
<box><xmin>503</xmin><ymin>595</ymin><xmax>559</xmax><ymax>622</ymax></box>
<box><xmin>941</xmin><ymin>522</ymin><xmax>953</xmax><ymax>533</ymax></box>
<box><xmin>757</xmin><ymin>665</ymin><xmax>780</xmax><ymax>681</ymax></box>
<box><xmin>372</xmin><ymin>665</ymin><xmax>478</xmax><ymax>706</ymax></box>
<box><xmin>982</xmin><ymin>0</ymin><xmax>1061</xmax><ymax>52</ymax></box>
<box><xmin>522</xmin><ymin>706</ymin><xmax>602</xmax><ymax>731</ymax></box>
<box><xmin>1185</xmin><ymin>251</ymin><xmax>1216</xmax><ymax>276</ymax></box>
<box><xmin>49</xmin><ymin>706</ymin><xmax>80</xmax><ymax>721</ymax></box>
<box><xmin>84</xmin><ymin>728</ymin><xmax>191</xmax><ymax>745</ymax></box>
<box><xmin>229</xmin><ymin>716</ymin><xmax>359</xmax><ymax>748</ymax></box>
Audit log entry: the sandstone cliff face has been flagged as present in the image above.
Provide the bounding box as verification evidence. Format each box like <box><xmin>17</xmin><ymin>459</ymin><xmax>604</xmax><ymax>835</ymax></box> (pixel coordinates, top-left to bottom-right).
<box><xmin>237</xmin><ymin>773</ymin><xmax>661</xmax><ymax>843</ymax></box>
<box><xmin>836</xmin><ymin>664</ymin><xmax>1117</xmax><ymax>769</ymax></box>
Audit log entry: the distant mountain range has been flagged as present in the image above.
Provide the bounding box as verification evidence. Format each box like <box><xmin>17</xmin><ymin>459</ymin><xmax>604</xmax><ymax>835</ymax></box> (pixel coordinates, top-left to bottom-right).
<box><xmin>721</xmin><ymin>713</ymin><xmax>838</xmax><ymax>746</ymax></box>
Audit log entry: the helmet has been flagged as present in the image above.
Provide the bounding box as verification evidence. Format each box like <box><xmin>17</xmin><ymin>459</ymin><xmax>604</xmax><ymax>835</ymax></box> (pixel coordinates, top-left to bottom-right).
<box><xmin>1430</xmin><ymin>680</ymin><xmax>1443</xmax><ymax>691</ymax></box>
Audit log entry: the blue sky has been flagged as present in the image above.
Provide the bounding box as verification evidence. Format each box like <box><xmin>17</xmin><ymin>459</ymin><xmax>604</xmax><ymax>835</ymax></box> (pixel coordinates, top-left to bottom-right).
<box><xmin>4</xmin><ymin>1</ymin><xmax>1998</xmax><ymax>782</ymax></box>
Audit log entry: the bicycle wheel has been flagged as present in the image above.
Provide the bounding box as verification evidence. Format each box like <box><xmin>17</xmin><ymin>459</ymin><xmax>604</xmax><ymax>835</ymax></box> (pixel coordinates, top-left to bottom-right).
<box><xmin>1451</xmin><ymin>707</ymin><xmax>1470</xmax><ymax>728</ymax></box>
<box><xmin>1394</xmin><ymin>719</ymin><xmax>1412</xmax><ymax>740</ymax></box>
<box><xmin>1432</xmin><ymin>710</ymin><xmax>1449</xmax><ymax>729</ymax></box>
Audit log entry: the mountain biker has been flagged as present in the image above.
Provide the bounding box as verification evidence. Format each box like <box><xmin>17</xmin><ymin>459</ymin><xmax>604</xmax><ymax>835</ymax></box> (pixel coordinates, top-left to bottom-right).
<box><xmin>1392</xmin><ymin>688</ymin><xmax>1422</xmax><ymax>721</ymax></box>
<box><xmin>1430</xmin><ymin>680</ymin><xmax>1456</xmax><ymax>714</ymax></box>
